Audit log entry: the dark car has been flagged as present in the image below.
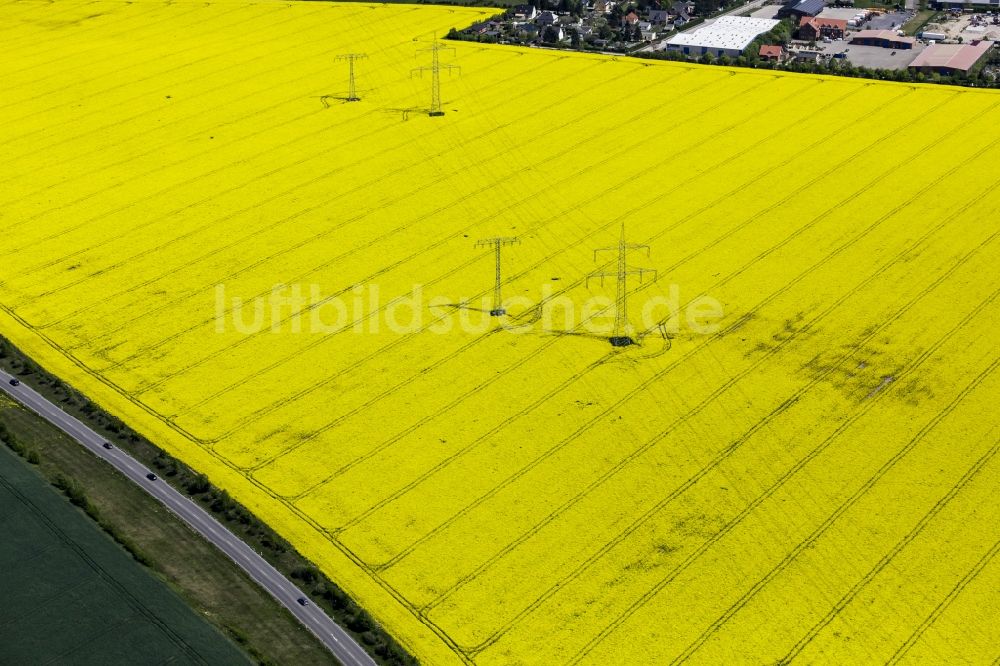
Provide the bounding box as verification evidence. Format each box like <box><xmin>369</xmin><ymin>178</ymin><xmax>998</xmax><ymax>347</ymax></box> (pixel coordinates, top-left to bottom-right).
<box><xmin>297</xmin><ymin>597</ymin><xmax>308</xmax><ymax>607</ymax></box>
<box><xmin>146</xmin><ymin>472</ymin><xmax>157</xmax><ymax>481</ymax></box>
<box><xmin>102</xmin><ymin>442</ymin><xmax>113</xmax><ymax>450</ymax></box>
<box><xmin>9</xmin><ymin>378</ymin><xmax>20</xmax><ymax>387</ymax></box>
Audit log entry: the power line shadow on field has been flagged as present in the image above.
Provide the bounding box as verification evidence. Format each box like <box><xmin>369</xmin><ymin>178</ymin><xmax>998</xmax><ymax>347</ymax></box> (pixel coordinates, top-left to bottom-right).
<box><xmin>316</xmin><ymin>91</ymin><xmax>374</xmax><ymax>107</ymax></box>
<box><xmin>431</xmin><ymin>302</ymin><xmax>494</xmax><ymax>315</ymax></box>
<box><xmin>379</xmin><ymin>106</ymin><xmax>437</xmax><ymax>121</ymax></box>
<box><xmin>624</xmin><ymin>323</ymin><xmax>676</xmax><ymax>359</ymax></box>
<box><xmin>430</xmin><ymin>302</ymin><xmax>554</xmax><ymax>335</ymax></box>
<box><xmin>628</xmin><ymin>334</ymin><xmax>674</xmax><ymax>361</ymax></box>
<box><xmin>540</xmin><ymin>329</ymin><xmax>615</xmax><ymax>344</ymax></box>
<box><xmin>593</xmin><ymin>327</ymin><xmax>675</xmax><ymax>364</ymax></box>
<box><xmin>471</xmin><ymin>302</ymin><xmax>677</xmax><ymax>359</ymax></box>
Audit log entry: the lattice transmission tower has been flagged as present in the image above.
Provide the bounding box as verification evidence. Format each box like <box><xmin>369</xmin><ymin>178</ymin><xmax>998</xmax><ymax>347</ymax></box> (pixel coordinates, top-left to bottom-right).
<box><xmin>412</xmin><ymin>40</ymin><xmax>459</xmax><ymax>117</ymax></box>
<box><xmin>475</xmin><ymin>237</ymin><xmax>520</xmax><ymax>316</ymax></box>
<box><xmin>336</xmin><ymin>53</ymin><xmax>367</xmax><ymax>102</ymax></box>
<box><xmin>588</xmin><ymin>222</ymin><xmax>656</xmax><ymax>347</ymax></box>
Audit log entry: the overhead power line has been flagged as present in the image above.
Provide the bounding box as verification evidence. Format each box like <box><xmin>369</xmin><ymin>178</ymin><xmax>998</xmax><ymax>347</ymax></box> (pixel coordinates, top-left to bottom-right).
<box><xmin>335</xmin><ymin>52</ymin><xmax>367</xmax><ymax>102</ymax></box>
<box><xmin>412</xmin><ymin>40</ymin><xmax>459</xmax><ymax>117</ymax></box>
<box><xmin>588</xmin><ymin>222</ymin><xmax>656</xmax><ymax>347</ymax></box>
<box><xmin>475</xmin><ymin>237</ymin><xmax>521</xmax><ymax>316</ymax></box>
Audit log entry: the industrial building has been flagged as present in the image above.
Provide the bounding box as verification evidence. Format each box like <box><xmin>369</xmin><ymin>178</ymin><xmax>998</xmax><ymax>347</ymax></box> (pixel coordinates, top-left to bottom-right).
<box><xmin>929</xmin><ymin>0</ymin><xmax>1000</xmax><ymax>8</ymax></box>
<box><xmin>781</xmin><ymin>0</ymin><xmax>824</xmax><ymax>19</ymax></box>
<box><xmin>850</xmin><ymin>29</ymin><xmax>916</xmax><ymax>49</ymax></box>
<box><xmin>664</xmin><ymin>16</ymin><xmax>780</xmax><ymax>57</ymax></box>
<box><xmin>909</xmin><ymin>40</ymin><xmax>995</xmax><ymax>74</ymax></box>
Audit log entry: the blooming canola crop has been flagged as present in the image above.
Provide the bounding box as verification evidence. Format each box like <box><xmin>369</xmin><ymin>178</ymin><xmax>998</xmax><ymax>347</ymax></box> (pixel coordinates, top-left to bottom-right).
<box><xmin>2</xmin><ymin>1</ymin><xmax>999</xmax><ymax>664</ymax></box>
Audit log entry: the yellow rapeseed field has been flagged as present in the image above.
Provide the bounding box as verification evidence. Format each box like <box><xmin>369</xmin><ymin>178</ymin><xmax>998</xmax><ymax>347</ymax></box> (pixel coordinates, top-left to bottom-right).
<box><xmin>2</xmin><ymin>0</ymin><xmax>999</xmax><ymax>663</ymax></box>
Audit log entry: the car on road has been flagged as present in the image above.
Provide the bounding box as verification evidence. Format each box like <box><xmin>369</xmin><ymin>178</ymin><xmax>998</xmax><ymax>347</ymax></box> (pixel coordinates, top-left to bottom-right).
<box><xmin>9</xmin><ymin>378</ymin><xmax>20</xmax><ymax>386</ymax></box>
<box><xmin>146</xmin><ymin>472</ymin><xmax>157</xmax><ymax>481</ymax></box>
<box><xmin>102</xmin><ymin>441</ymin><xmax>113</xmax><ymax>450</ymax></box>
<box><xmin>297</xmin><ymin>597</ymin><xmax>309</xmax><ymax>606</ymax></box>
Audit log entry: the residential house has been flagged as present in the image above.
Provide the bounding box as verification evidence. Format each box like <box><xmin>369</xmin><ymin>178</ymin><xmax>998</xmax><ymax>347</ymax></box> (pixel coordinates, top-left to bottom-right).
<box><xmin>537</xmin><ymin>10</ymin><xmax>559</xmax><ymax>25</ymax></box>
<box><xmin>520</xmin><ymin>23</ymin><xmax>541</xmax><ymax>38</ymax></box>
<box><xmin>466</xmin><ymin>21</ymin><xmax>492</xmax><ymax>36</ymax></box>
<box><xmin>671</xmin><ymin>3</ymin><xmax>692</xmax><ymax>27</ymax></box>
<box><xmin>798</xmin><ymin>16</ymin><xmax>847</xmax><ymax>40</ymax></box>
<box><xmin>758</xmin><ymin>44</ymin><xmax>786</xmax><ymax>61</ymax></box>
<box><xmin>541</xmin><ymin>24</ymin><xmax>565</xmax><ymax>41</ymax></box>
<box><xmin>513</xmin><ymin>4</ymin><xmax>538</xmax><ymax>20</ymax></box>
<box><xmin>636</xmin><ymin>21</ymin><xmax>658</xmax><ymax>39</ymax></box>
<box><xmin>648</xmin><ymin>9</ymin><xmax>671</xmax><ymax>23</ymax></box>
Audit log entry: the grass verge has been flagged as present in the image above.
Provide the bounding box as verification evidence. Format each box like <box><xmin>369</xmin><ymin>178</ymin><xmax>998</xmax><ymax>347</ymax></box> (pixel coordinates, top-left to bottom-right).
<box><xmin>903</xmin><ymin>9</ymin><xmax>938</xmax><ymax>35</ymax></box>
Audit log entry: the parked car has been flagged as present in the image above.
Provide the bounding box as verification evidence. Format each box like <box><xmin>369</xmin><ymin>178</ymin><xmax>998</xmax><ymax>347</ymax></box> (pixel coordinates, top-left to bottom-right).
<box><xmin>9</xmin><ymin>378</ymin><xmax>20</xmax><ymax>386</ymax></box>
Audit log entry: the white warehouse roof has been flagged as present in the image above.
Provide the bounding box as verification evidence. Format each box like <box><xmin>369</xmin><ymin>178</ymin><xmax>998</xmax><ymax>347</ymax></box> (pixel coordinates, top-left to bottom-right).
<box><xmin>666</xmin><ymin>16</ymin><xmax>780</xmax><ymax>53</ymax></box>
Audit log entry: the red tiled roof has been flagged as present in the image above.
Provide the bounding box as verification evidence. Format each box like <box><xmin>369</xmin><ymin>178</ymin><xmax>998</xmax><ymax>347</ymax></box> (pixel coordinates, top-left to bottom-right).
<box><xmin>759</xmin><ymin>44</ymin><xmax>783</xmax><ymax>57</ymax></box>
<box><xmin>910</xmin><ymin>40</ymin><xmax>994</xmax><ymax>71</ymax></box>
<box><xmin>799</xmin><ymin>16</ymin><xmax>848</xmax><ymax>30</ymax></box>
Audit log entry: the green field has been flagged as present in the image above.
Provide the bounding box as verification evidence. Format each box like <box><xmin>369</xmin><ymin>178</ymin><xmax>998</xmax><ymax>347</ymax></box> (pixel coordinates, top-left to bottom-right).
<box><xmin>0</xmin><ymin>443</ymin><xmax>250</xmax><ymax>665</ymax></box>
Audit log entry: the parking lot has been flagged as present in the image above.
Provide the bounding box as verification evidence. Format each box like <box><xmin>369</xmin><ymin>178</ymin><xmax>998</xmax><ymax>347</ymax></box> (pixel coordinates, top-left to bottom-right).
<box><xmin>749</xmin><ymin>3</ymin><xmax>782</xmax><ymax>19</ymax></box>
<box><xmin>866</xmin><ymin>10</ymin><xmax>913</xmax><ymax>31</ymax></box>
<box><xmin>790</xmin><ymin>39</ymin><xmax>926</xmax><ymax>69</ymax></box>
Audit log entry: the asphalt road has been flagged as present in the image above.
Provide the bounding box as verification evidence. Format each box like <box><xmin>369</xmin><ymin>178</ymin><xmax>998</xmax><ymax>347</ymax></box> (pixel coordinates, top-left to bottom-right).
<box><xmin>0</xmin><ymin>369</ymin><xmax>375</xmax><ymax>666</ymax></box>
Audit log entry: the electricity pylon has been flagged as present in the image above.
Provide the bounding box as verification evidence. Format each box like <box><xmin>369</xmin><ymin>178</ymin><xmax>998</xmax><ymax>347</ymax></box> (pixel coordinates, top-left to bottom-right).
<box><xmin>412</xmin><ymin>40</ymin><xmax>459</xmax><ymax>116</ymax></box>
<box><xmin>336</xmin><ymin>53</ymin><xmax>367</xmax><ymax>102</ymax></box>
<box><xmin>475</xmin><ymin>237</ymin><xmax>520</xmax><ymax>316</ymax></box>
<box><xmin>588</xmin><ymin>222</ymin><xmax>656</xmax><ymax>347</ymax></box>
